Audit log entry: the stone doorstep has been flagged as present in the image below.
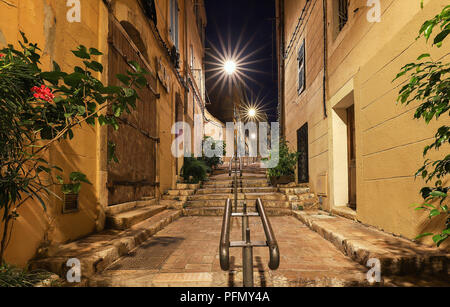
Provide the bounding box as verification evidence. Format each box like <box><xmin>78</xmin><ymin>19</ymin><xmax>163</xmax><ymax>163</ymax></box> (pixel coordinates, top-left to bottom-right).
<box><xmin>331</xmin><ymin>206</ymin><xmax>357</xmax><ymax>221</ymax></box>
<box><xmin>29</xmin><ymin>210</ymin><xmax>183</xmax><ymax>280</ymax></box>
<box><xmin>106</xmin><ymin>205</ymin><xmax>167</xmax><ymax>230</ymax></box>
<box><xmin>292</xmin><ymin>211</ymin><xmax>450</xmax><ymax>277</ymax></box>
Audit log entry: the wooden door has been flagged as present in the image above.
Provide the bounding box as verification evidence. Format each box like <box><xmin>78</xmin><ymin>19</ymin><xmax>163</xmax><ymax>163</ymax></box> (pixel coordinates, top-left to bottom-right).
<box><xmin>107</xmin><ymin>16</ymin><xmax>159</xmax><ymax>205</ymax></box>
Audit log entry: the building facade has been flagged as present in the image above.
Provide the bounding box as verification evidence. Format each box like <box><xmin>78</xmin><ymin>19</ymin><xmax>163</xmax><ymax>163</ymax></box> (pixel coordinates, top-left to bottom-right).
<box><xmin>277</xmin><ymin>0</ymin><xmax>449</xmax><ymax>247</ymax></box>
<box><xmin>0</xmin><ymin>0</ymin><xmax>207</xmax><ymax>266</ymax></box>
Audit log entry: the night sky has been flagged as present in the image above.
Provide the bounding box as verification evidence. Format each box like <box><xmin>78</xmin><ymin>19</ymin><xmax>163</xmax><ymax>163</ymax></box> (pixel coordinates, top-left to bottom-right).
<box><xmin>204</xmin><ymin>0</ymin><xmax>278</xmax><ymax>123</ymax></box>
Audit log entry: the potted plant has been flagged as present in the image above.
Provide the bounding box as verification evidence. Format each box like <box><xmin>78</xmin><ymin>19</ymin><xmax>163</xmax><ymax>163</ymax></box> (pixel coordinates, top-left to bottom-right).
<box><xmin>58</xmin><ymin>172</ymin><xmax>91</xmax><ymax>213</ymax></box>
<box><xmin>265</xmin><ymin>139</ymin><xmax>299</xmax><ymax>186</ymax></box>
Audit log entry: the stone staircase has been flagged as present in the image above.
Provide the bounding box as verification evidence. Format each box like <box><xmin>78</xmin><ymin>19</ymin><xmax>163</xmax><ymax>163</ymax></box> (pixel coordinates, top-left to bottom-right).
<box><xmin>29</xmin><ymin>164</ymin><xmax>320</xmax><ymax>283</ymax></box>
<box><xmin>182</xmin><ymin>164</ymin><xmax>315</xmax><ymax>216</ymax></box>
<box><xmin>159</xmin><ymin>183</ymin><xmax>201</xmax><ymax>210</ymax></box>
<box><xmin>105</xmin><ymin>198</ymin><xmax>166</xmax><ymax>230</ymax></box>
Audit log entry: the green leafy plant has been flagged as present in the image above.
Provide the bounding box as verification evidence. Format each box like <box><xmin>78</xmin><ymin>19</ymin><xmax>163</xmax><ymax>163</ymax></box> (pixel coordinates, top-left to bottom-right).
<box><xmin>394</xmin><ymin>5</ymin><xmax>449</xmax><ymax>247</ymax></box>
<box><xmin>199</xmin><ymin>137</ymin><xmax>226</xmax><ymax>170</ymax></box>
<box><xmin>265</xmin><ymin>139</ymin><xmax>299</xmax><ymax>178</ymax></box>
<box><xmin>0</xmin><ymin>33</ymin><xmax>147</xmax><ymax>263</ymax></box>
<box><xmin>58</xmin><ymin>172</ymin><xmax>91</xmax><ymax>195</ymax></box>
<box><xmin>181</xmin><ymin>157</ymin><xmax>210</xmax><ymax>184</ymax></box>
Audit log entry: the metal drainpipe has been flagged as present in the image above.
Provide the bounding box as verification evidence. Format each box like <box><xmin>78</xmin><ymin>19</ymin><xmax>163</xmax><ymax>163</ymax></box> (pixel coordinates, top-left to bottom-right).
<box><xmin>279</xmin><ymin>0</ymin><xmax>286</xmax><ymax>136</ymax></box>
<box><xmin>183</xmin><ymin>0</ymin><xmax>190</xmax><ymax>131</ymax></box>
<box><xmin>322</xmin><ymin>0</ymin><xmax>328</xmax><ymax>119</ymax></box>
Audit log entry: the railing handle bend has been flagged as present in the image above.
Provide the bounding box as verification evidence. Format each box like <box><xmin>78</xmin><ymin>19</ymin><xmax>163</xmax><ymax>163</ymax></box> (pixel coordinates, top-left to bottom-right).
<box><xmin>256</xmin><ymin>199</ymin><xmax>280</xmax><ymax>270</ymax></box>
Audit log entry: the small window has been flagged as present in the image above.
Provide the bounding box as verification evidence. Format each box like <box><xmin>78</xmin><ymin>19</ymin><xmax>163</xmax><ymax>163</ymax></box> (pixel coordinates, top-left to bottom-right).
<box><xmin>338</xmin><ymin>0</ymin><xmax>349</xmax><ymax>31</ymax></box>
<box><xmin>170</xmin><ymin>0</ymin><xmax>179</xmax><ymax>49</ymax></box>
<box><xmin>297</xmin><ymin>40</ymin><xmax>306</xmax><ymax>95</ymax></box>
<box><xmin>190</xmin><ymin>45</ymin><xmax>194</xmax><ymax>70</ymax></box>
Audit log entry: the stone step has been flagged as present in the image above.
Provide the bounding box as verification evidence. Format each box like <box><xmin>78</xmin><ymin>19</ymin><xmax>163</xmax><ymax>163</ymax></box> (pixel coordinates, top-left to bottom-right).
<box><xmin>30</xmin><ymin>210</ymin><xmax>182</xmax><ymax>280</ymax></box>
<box><xmin>203</xmin><ymin>182</ymin><xmax>270</xmax><ymax>188</ymax></box>
<box><xmin>188</xmin><ymin>193</ymin><xmax>287</xmax><ymax>201</ymax></box>
<box><xmin>106</xmin><ymin>205</ymin><xmax>167</xmax><ymax>230</ymax></box>
<box><xmin>196</xmin><ymin>187</ymin><xmax>278</xmax><ymax>194</ymax></box>
<box><xmin>183</xmin><ymin>207</ymin><xmax>292</xmax><ymax>217</ymax></box>
<box><xmin>160</xmin><ymin>200</ymin><xmax>185</xmax><ymax>210</ymax></box>
<box><xmin>162</xmin><ymin>195</ymin><xmax>189</xmax><ymax>201</ymax></box>
<box><xmin>168</xmin><ymin>189</ymin><xmax>195</xmax><ymax>196</ymax></box>
<box><xmin>185</xmin><ymin>199</ymin><xmax>291</xmax><ymax>209</ymax></box>
<box><xmin>279</xmin><ymin>187</ymin><xmax>311</xmax><ymax>195</ymax></box>
<box><xmin>105</xmin><ymin>199</ymin><xmax>158</xmax><ymax>215</ymax></box>
<box><xmin>175</xmin><ymin>183</ymin><xmax>201</xmax><ymax>190</ymax></box>
<box><xmin>206</xmin><ymin>177</ymin><xmax>268</xmax><ymax>183</ymax></box>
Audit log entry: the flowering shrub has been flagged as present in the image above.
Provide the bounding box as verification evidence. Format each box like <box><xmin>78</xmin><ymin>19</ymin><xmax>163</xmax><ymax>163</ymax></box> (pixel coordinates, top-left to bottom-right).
<box><xmin>31</xmin><ymin>85</ymin><xmax>55</xmax><ymax>103</ymax></box>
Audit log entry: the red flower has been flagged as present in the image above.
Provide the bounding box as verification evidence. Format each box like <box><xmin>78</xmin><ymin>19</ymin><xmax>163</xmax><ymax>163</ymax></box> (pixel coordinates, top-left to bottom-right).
<box><xmin>0</xmin><ymin>53</ymin><xmax>5</xmax><ymax>58</ymax></box>
<box><xmin>31</xmin><ymin>85</ymin><xmax>55</xmax><ymax>103</ymax></box>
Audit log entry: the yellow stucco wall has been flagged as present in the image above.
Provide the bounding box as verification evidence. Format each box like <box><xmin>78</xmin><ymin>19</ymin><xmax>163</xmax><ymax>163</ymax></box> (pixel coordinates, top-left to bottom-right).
<box><xmin>325</xmin><ymin>0</ymin><xmax>449</xmax><ymax>248</ymax></box>
<box><xmin>0</xmin><ymin>0</ymin><xmax>108</xmax><ymax>266</ymax></box>
<box><xmin>0</xmin><ymin>0</ymin><xmax>207</xmax><ymax>266</ymax></box>
<box><xmin>282</xmin><ymin>0</ymin><xmax>449</xmax><ymax>248</ymax></box>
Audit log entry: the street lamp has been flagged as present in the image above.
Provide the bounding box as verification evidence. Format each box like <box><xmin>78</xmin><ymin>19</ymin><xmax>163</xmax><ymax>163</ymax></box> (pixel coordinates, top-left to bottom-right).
<box><xmin>248</xmin><ymin>108</ymin><xmax>256</xmax><ymax>119</ymax></box>
<box><xmin>224</xmin><ymin>60</ymin><xmax>237</xmax><ymax>75</ymax></box>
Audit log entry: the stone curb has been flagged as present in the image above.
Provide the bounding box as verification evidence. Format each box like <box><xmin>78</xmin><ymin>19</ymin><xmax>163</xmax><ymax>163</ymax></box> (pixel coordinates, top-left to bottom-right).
<box><xmin>292</xmin><ymin>211</ymin><xmax>449</xmax><ymax>277</ymax></box>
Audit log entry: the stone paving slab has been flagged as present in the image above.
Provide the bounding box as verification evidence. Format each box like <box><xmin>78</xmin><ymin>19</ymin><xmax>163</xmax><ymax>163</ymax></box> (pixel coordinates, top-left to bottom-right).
<box><xmin>293</xmin><ymin>211</ymin><xmax>450</xmax><ymax>278</ymax></box>
<box><xmin>89</xmin><ymin>216</ymin><xmax>378</xmax><ymax>287</ymax></box>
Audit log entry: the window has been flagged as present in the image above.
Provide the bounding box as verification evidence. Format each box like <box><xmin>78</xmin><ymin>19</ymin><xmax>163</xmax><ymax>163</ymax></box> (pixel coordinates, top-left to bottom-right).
<box><xmin>190</xmin><ymin>45</ymin><xmax>194</xmax><ymax>70</ymax></box>
<box><xmin>338</xmin><ymin>0</ymin><xmax>348</xmax><ymax>31</ymax></box>
<box><xmin>170</xmin><ymin>0</ymin><xmax>179</xmax><ymax>49</ymax></box>
<box><xmin>297</xmin><ymin>39</ymin><xmax>306</xmax><ymax>95</ymax></box>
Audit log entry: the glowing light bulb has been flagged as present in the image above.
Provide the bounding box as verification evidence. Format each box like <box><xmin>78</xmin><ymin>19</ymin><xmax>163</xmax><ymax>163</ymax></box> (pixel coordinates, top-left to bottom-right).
<box><xmin>224</xmin><ymin>60</ymin><xmax>237</xmax><ymax>75</ymax></box>
<box><xmin>248</xmin><ymin>108</ymin><xmax>257</xmax><ymax>118</ymax></box>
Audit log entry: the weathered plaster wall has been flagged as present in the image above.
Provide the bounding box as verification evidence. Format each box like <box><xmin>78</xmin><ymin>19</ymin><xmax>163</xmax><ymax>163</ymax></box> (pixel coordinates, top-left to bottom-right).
<box><xmin>0</xmin><ymin>0</ymin><xmax>108</xmax><ymax>266</ymax></box>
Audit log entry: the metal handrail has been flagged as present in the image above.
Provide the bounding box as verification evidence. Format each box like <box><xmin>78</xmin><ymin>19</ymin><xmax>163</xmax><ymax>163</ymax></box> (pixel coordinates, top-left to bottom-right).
<box><xmin>256</xmin><ymin>199</ymin><xmax>280</xmax><ymax>270</ymax></box>
<box><xmin>219</xmin><ymin>199</ymin><xmax>233</xmax><ymax>271</ymax></box>
<box><xmin>219</xmin><ymin>198</ymin><xmax>280</xmax><ymax>286</ymax></box>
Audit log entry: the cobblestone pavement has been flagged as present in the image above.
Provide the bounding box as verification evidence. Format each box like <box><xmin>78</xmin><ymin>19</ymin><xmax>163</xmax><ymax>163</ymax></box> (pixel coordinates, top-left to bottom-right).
<box><xmin>89</xmin><ymin>216</ymin><xmax>375</xmax><ymax>287</ymax></box>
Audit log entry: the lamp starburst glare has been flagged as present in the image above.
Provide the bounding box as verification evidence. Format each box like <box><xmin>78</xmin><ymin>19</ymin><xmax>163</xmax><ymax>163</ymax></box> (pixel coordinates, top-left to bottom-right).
<box><xmin>224</xmin><ymin>60</ymin><xmax>237</xmax><ymax>75</ymax></box>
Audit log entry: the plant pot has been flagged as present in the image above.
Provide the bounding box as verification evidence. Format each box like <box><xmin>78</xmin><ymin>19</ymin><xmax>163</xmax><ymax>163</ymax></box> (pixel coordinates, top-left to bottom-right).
<box><xmin>269</xmin><ymin>175</ymin><xmax>295</xmax><ymax>186</ymax></box>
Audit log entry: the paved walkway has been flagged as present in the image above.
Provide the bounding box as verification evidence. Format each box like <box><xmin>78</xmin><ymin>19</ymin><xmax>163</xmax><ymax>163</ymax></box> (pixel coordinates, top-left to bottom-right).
<box><xmin>89</xmin><ymin>216</ymin><xmax>371</xmax><ymax>287</ymax></box>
